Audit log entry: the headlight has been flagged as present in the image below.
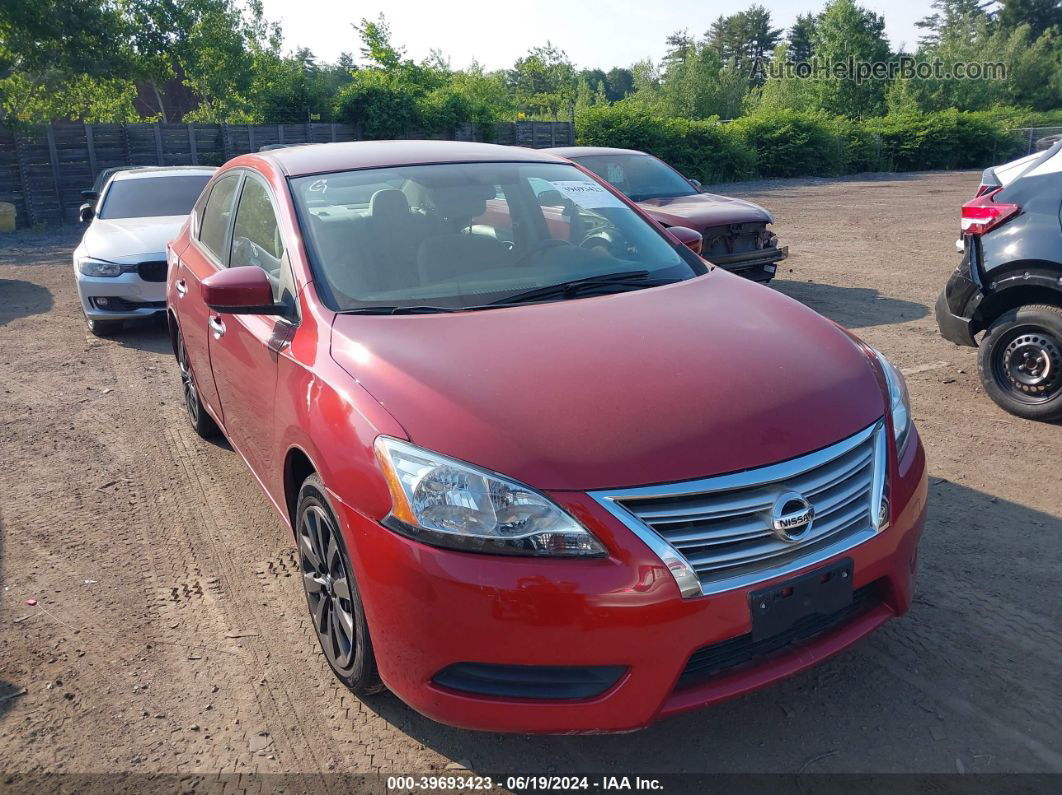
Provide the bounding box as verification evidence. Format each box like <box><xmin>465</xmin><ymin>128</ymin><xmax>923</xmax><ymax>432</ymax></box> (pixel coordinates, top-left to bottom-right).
<box><xmin>871</xmin><ymin>349</ymin><xmax>911</xmax><ymax>454</ymax></box>
<box><xmin>374</xmin><ymin>437</ymin><xmax>606</xmax><ymax>557</ymax></box>
<box><xmin>78</xmin><ymin>258</ymin><xmax>122</xmax><ymax>277</ymax></box>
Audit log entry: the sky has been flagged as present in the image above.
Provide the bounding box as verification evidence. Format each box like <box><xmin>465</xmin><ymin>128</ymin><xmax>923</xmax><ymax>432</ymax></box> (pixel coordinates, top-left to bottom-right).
<box><xmin>259</xmin><ymin>0</ymin><xmax>928</xmax><ymax>71</ymax></box>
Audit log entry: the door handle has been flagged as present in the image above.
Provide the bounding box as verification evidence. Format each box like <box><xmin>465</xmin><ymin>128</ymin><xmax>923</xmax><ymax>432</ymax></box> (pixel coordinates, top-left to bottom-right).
<box><xmin>208</xmin><ymin>315</ymin><xmax>226</xmax><ymax>338</ymax></box>
<box><xmin>175</xmin><ymin>279</ymin><xmax>188</xmax><ymax>297</ymax></box>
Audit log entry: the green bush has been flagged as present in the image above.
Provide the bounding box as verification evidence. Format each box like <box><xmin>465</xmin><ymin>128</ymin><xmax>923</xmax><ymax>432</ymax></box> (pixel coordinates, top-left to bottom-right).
<box><xmin>864</xmin><ymin>110</ymin><xmax>1020</xmax><ymax>171</ymax></box>
<box><xmin>578</xmin><ymin>102</ymin><xmax>1033</xmax><ymax>183</ymax></box>
<box><xmin>730</xmin><ymin>110</ymin><xmax>845</xmax><ymax>177</ymax></box>
<box><xmin>575</xmin><ymin>102</ymin><xmax>754</xmax><ymax>183</ymax></box>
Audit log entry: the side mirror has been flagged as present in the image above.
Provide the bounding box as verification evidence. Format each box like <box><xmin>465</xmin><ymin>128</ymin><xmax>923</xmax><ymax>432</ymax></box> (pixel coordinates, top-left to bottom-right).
<box><xmin>201</xmin><ymin>266</ymin><xmax>281</xmax><ymax>314</ymax></box>
<box><xmin>79</xmin><ymin>203</ymin><xmax>94</xmax><ymax>223</ymax></box>
<box><xmin>688</xmin><ymin>178</ymin><xmax>702</xmax><ymax>191</ymax></box>
<box><xmin>669</xmin><ymin>225</ymin><xmax>703</xmax><ymax>256</ymax></box>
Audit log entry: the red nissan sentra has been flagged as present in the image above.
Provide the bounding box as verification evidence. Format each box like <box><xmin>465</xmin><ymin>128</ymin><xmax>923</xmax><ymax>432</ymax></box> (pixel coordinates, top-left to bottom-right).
<box><xmin>166</xmin><ymin>141</ymin><xmax>926</xmax><ymax>733</ymax></box>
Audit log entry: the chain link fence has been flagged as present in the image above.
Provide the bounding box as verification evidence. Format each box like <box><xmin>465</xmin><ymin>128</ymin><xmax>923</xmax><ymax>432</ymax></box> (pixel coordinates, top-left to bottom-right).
<box><xmin>1007</xmin><ymin>126</ymin><xmax>1062</xmax><ymax>156</ymax></box>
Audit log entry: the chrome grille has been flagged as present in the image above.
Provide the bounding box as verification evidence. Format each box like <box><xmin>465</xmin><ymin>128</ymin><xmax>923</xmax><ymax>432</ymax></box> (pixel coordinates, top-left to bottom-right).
<box><xmin>591</xmin><ymin>421</ymin><xmax>887</xmax><ymax>597</ymax></box>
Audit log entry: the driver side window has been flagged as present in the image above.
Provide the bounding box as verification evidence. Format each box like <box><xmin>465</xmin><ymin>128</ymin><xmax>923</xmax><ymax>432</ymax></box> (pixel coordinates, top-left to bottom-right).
<box><xmin>230</xmin><ymin>178</ymin><xmax>295</xmax><ymax>311</ymax></box>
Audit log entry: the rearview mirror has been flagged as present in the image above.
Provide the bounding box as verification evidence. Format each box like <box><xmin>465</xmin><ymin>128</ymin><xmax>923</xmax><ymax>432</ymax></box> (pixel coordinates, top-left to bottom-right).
<box><xmin>201</xmin><ymin>266</ymin><xmax>282</xmax><ymax>314</ymax></box>
<box><xmin>79</xmin><ymin>203</ymin><xmax>94</xmax><ymax>223</ymax></box>
<box><xmin>537</xmin><ymin>189</ymin><xmax>565</xmax><ymax>207</ymax></box>
<box><xmin>669</xmin><ymin>225</ymin><xmax>703</xmax><ymax>256</ymax></box>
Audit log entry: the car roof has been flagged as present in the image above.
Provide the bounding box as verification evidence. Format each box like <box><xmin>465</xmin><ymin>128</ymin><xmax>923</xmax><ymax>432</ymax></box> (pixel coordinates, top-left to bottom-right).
<box><xmin>108</xmin><ymin>166</ymin><xmax>217</xmax><ymax>182</ymax></box>
<box><xmin>258</xmin><ymin>140</ymin><xmax>571</xmax><ymax>177</ymax></box>
<box><xmin>543</xmin><ymin>146</ymin><xmax>648</xmax><ymax>158</ymax></box>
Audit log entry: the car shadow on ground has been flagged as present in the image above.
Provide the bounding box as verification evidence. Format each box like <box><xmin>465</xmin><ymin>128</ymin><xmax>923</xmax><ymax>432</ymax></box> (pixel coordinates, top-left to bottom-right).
<box><xmin>772</xmin><ymin>279</ymin><xmax>928</xmax><ymax>329</ymax></box>
<box><xmin>108</xmin><ymin>315</ymin><xmax>173</xmax><ymax>355</ymax></box>
<box><xmin>355</xmin><ymin>479</ymin><xmax>1061</xmax><ymax>774</ymax></box>
<box><xmin>0</xmin><ymin>279</ymin><xmax>53</xmax><ymax>327</ymax></box>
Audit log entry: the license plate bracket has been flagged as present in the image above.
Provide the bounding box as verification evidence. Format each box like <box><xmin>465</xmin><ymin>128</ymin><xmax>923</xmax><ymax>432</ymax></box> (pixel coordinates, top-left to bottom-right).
<box><xmin>749</xmin><ymin>559</ymin><xmax>854</xmax><ymax>642</ymax></box>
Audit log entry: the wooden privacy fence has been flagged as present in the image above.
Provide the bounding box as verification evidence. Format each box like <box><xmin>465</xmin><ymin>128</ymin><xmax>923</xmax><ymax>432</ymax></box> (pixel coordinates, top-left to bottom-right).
<box><xmin>0</xmin><ymin>120</ymin><xmax>575</xmax><ymax>226</ymax></box>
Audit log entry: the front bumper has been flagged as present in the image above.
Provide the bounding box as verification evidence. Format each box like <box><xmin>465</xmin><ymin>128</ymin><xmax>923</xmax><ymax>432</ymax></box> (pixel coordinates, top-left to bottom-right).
<box><xmin>710</xmin><ymin>246</ymin><xmax>788</xmax><ymax>283</ymax></box>
<box><xmin>336</xmin><ymin>430</ymin><xmax>927</xmax><ymax>733</ymax></box>
<box><xmin>75</xmin><ymin>271</ymin><xmax>167</xmax><ymax>319</ymax></box>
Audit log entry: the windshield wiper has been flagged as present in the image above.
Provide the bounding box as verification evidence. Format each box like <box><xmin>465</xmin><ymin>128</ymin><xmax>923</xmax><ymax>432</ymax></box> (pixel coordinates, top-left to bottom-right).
<box><xmin>341</xmin><ymin>305</ymin><xmax>460</xmax><ymax>315</ymax></box>
<box><xmin>489</xmin><ymin>271</ymin><xmax>677</xmax><ymax>306</ymax></box>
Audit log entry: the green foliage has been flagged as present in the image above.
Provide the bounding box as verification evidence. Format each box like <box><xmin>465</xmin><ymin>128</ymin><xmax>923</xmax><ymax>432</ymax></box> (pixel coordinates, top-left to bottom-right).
<box><xmin>579</xmin><ymin>103</ymin><xmax>1034</xmax><ymax>181</ymax></box>
<box><xmin>575</xmin><ymin>102</ymin><xmax>754</xmax><ymax>182</ymax></box>
<box><xmin>730</xmin><ymin>109</ymin><xmax>845</xmax><ymax>176</ymax></box>
<box><xmin>508</xmin><ymin>43</ymin><xmax>576</xmax><ymax>120</ymax></box>
<box><xmin>864</xmin><ymin>110</ymin><xmax>1022</xmax><ymax>171</ymax></box>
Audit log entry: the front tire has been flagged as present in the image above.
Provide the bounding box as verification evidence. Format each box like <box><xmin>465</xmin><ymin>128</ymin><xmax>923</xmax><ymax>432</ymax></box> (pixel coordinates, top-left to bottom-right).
<box><xmin>978</xmin><ymin>304</ymin><xmax>1062</xmax><ymax>422</ymax></box>
<box><xmin>86</xmin><ymin>315</ymin><xmax>123</xmax><ymax>337</ymax></box>
<box><xmin>296</xmin><ymin>474</ymin><xmax>383</xmax><ymax>695</ymax></box>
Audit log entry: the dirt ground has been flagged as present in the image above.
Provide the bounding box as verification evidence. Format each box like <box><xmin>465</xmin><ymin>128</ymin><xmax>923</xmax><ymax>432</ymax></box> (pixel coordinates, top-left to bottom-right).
<box><xmin>0</xmin><ymin>170</ymin><xmax>1059</xmax><ymax>783</ymax></box>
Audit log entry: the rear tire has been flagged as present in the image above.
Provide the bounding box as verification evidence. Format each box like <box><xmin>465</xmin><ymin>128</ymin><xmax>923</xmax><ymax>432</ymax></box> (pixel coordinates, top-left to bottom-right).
<box><xmin>176</xmin><ymin>329</ymin><xmax>220</xmax><ymax>438</ymax></box>
<box><xmin>86</xmin><ymin>316</ymin><xmax>123</xmax><ymax>337</ymax></box>
<box><xmin>296</xmin><ymin>474</ymin><xmax>383</xmax><ymax>696</ymax></box>
<box><xmin>978</xmin><ymin>304</ymin><xmax>1062</xmax><ymax>422</ymax></box>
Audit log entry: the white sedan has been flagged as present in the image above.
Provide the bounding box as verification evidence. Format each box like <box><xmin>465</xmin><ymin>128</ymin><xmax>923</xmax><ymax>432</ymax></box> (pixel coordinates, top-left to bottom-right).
<box><xmin>73</xmin><ymin>166</ymin><xmax>215</xmax><ymax>336</ymax></box>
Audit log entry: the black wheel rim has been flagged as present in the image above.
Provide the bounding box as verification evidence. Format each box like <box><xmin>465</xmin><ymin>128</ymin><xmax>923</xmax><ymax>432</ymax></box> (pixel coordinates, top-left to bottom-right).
<box><xmin>991</xmin><ymin>324</ymin><xmax>1062</xmax><ymax>404</ymax></box>
<box><xmin>177</xmin><ymin>336</ymin><xmax>200</xmax><ymax>426</ymax></box>
<box><xmin>299</xmin><ymin>504</ymin><xmax>356</xmax><ymax>672</ymax></box>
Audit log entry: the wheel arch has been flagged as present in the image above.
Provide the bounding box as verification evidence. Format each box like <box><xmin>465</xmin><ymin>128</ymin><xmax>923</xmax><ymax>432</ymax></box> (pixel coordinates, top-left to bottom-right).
<box><xmin>283</xmin><ymin>444</ymin><xmax>319</xmax><ymax>532</ymax></box>
<box><xmin>973</xmin><ymin>265</ymin><xmax>1062</xmax><ymax>336</ymax></box>
<box><xmin>166</xmin><ymin>308</ymin><xmax>180</xmax><ymax>360</ymax></box>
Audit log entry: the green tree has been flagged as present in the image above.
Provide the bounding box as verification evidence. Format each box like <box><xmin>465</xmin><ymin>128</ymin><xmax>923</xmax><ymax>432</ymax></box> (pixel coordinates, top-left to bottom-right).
<box><xmin>809</xmin><ymin>0</ymin><xmax>891</xmax><ymax>117</ymax></box>
<box><xmin>997</xmin><ymin>0</ymin><xmax>1062</xmax><ymax>40</ymax></box>
<box><xmin>0</xmin><ymin>0</ymin><xmax>136</xmax><ymax>123</ymax></box>
<box><xmin>508</xmin><ymin>43</ymin><xmax>576</xmax><ymax>120</ymax></box>
<box><xmin>604</xmin><ymin>67</ymin><xmax>635</xmax><ymax>101</ymax></box>
<box><xmin>788</xmin><ymin>13</ymin><xmax>818</xmax><ymax>62</ymax></box>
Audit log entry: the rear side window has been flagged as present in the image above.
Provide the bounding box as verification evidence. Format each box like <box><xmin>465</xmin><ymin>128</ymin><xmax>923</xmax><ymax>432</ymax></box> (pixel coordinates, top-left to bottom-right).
<box><xmin>198</xmin><ymin>174</ymin><xmax>241</xmax><ymax>262</ymax></box>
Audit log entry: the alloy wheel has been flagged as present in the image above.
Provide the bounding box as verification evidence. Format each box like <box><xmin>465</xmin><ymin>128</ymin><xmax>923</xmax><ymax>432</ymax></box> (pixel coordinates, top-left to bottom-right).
<box><xmin>299</xmin><ymin>505</ymin><xmax>356</xmax><ymax>672</ymax></box>
<box><xmin>177</xmin><ymin>336</ymin><xmax>200</xmax><ymax>426</ymax></box>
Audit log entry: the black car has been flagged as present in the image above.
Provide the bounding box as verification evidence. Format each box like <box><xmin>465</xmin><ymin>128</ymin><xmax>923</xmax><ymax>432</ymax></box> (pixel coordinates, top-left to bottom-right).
<box><xmin>935</xmin><ymin>142</ymin><xmax>1062</xmax><ymax>421</ymax></box>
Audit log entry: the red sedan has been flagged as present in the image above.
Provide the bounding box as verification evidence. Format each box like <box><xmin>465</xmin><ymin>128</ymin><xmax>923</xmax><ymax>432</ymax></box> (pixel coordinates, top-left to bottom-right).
<box><xmin>165</xmin><ymin>141</ymin><xmax>926</xmax><ymax>733</ymax></box>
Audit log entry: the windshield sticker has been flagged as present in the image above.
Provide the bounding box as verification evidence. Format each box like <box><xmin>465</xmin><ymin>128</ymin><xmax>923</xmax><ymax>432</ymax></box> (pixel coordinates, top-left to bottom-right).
<box><xmin>549</xmin><ymin>181</ymin><xmax>626</xmax><ymax>210</ymax></box>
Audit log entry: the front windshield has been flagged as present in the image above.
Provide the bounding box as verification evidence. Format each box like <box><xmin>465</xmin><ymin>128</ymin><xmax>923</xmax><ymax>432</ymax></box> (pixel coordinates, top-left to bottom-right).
<box><xmin>571</xmin><ymin>154</ymin><xmax>697</xmax><ymax>202</ymax></box>
<box><xmin>99</xmin><ymin>175</ymin><xmax>212</xmax><ymax>219</ymax></box>
<box><xmin>290</xmin><ymin>161</ymin><xmax>705</xmax><ymax>311</ymax></box>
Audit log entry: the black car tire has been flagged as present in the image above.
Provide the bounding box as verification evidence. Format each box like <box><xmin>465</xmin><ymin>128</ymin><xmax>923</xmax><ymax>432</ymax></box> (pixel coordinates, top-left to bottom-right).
<box><xmin>296</xmin><ymin>474</ymin><xmax>384</xmax><ymax>696</ymax></box>
<box><xmin>86</xmin><ymin>315</ymin><xmax>123</xmax><ymax>337</ymax></box>
<box><xmin>176</xmin><ymin>329</ymin><xmax>221</xmax><ymax>438</ymax></box>
<box><xmin>978</xmin><ymin>304</ymin><xmax>1062</xmax><ymax>422</ymax></box>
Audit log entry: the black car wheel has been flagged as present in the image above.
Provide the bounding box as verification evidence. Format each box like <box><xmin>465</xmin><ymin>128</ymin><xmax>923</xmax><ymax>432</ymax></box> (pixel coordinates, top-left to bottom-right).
<box><xmin>86</xmin><ymin>315</ymin><xmax>123</xmax><ymax>337</ymax></box>
<box><xmin>177</xmin><ymin>329</ymin><xmax>220</xmax><ymax>438</ymax></box>
<box><xmin>978</xmin><ymin>304</ymin><xmax>1062</xmax><ymax>422</ymax></box>
<box><xmin>297</xmin><ymin>474</ymin><xmax>383</xmax><ymax>695</ymax></box>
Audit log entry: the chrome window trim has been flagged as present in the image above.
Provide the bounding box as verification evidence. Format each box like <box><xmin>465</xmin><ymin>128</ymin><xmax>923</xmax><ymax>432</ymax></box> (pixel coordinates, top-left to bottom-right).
<box><xmin>590</xmin><ymin>420</ymin><xmax>887</xmax><ymax>598</ymax></box>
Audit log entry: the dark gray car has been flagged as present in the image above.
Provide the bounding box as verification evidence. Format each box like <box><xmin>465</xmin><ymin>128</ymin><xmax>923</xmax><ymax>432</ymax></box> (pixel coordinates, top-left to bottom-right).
<box><xmin>935</xmin><ymin>141</ymin><xmax>1062</xmax><ymax>421</ymax></box>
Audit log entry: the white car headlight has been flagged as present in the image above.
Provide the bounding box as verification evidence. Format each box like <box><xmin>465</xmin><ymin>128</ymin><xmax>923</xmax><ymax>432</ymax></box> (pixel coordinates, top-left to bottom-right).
<box><xmin>374</xmin><ymin>437</ymin><xmax>606</xmax><ymax>557</ymax></box>
<box><xmin>78</xmin><ymin>257</ymin><xmax>122</xmax><ymax>277</ymax></box>
<box><xmin>871</xmin><ymin>349</ymin><xmax>912</xmax><ymax>454</ymax></box>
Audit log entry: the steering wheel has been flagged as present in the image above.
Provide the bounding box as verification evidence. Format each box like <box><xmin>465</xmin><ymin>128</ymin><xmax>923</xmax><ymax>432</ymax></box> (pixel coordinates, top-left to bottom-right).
<box><xmin>513</xmin><ymin>238</ymin><xmax>571</xmax><ymax>267</ymax></box>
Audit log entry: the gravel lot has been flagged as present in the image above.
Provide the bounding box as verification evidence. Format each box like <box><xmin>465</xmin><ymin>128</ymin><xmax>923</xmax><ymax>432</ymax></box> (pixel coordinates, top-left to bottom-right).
<box><xmin>0</xmin><ymin>170</ymin><xmax>1059</xmax><ymax>781</ymax></box>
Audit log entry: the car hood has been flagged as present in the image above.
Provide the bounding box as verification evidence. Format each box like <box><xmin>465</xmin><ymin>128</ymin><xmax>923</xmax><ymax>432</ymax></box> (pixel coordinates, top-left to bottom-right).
<box><xmin>638</xmin><ymin>193</ymin><xmax>773</xmax><ymax>229</ymax></box>
<box><xmin>81</xmin><ymin>216</ymin><xmax>186</xmax><ymax>262</ymax></box>
<box><xmin>330</xmin><ymin>273</ymin><xmax>884</xmax><ymax>491</ymax></box>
